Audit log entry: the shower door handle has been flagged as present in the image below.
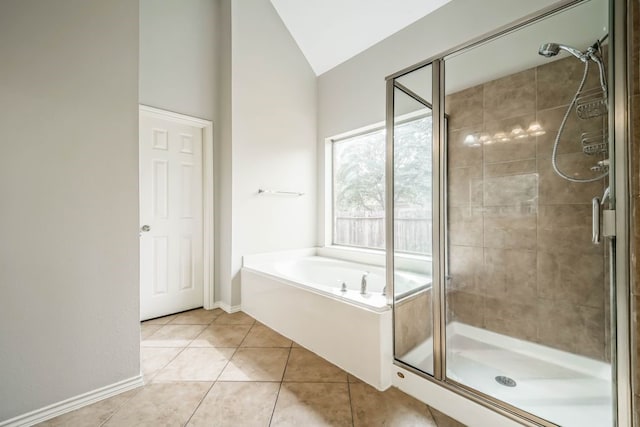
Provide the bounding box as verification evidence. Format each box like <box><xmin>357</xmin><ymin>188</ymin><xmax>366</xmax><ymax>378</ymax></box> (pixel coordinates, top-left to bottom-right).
<box><xmin>592</xmin><ymin>197</ymin><xmax>601</xmax><ymax>244</ymax></box>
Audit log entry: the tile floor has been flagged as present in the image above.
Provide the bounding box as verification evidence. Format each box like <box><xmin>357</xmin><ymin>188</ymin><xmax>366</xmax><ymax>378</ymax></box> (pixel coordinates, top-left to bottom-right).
<box><xmin>40</xmin><ymin>308</ymin><xmax>465</xmax><ymax>426</ymax></box>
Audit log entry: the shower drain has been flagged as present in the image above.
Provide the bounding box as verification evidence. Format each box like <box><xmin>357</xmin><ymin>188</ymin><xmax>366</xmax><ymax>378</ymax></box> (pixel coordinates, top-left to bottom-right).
<box><xmin>495</xmin><ymin>376</ymin><xmax>517</xmax><ymax>387</ymax></box>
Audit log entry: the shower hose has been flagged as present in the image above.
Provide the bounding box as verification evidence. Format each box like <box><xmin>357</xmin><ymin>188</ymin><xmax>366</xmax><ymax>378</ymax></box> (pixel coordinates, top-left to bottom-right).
<box><xmin>551</xmin><ymin>59</ymin><xmax>608</xmax><ymax>183</ymax></box>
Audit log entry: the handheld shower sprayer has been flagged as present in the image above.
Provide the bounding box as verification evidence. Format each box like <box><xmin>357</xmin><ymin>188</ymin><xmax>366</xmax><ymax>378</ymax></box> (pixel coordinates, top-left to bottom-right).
<box><xmin>537</xmin><ymin>37</ymin><xmax>609</xmax><ymax>183</ymax></box>
<box><xmin>538</xmin><ymin>43</ymin><xmax>588</xmax><ymax>61</ymax></box>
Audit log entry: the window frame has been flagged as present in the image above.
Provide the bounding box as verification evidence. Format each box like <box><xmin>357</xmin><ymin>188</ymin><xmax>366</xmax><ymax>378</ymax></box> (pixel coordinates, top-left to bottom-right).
<box><xmin>326</xmin><ymin>109</ymin><xmax>433</xmax><ymax>255</ymax></box>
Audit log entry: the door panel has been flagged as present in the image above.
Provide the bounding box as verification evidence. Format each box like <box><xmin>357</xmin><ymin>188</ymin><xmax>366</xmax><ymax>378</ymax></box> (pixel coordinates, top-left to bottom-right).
<box><xmin>140</xmin><ymin>113</ymin><xmax>204</xmax><ymax>320</ymax></box>
<box><xmin>391</xmin><ymin>64</ymin><xmax>435</xmax><ymax>376</ymax></box>
<box><xmin>441</xmin><ymin>1</ymin><xmax>612</xmax><ymax>426</ymax></box>
<box><xmin>387</xmin><ymin>1</ymin><xmax>617</xmax><ymax>426</ymax></box>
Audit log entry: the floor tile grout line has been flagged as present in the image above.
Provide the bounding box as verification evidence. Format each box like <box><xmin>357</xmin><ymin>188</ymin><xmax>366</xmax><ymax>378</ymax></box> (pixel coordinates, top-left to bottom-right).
<box><xmin>168</xmin><ymin>316</ymin><xmax>221</xmax><ymax>325</ymax></box>
<box><xmin>149</xmin><ymin>348</ymin><xmax>242</xmax><ymax>384</ymax></box>
<box><xmin>142</xmin><ymin>344</ymin><xmax>190</xmax><ymax>383</ymax></box>
<box><xmin>268</xmin><ymin>346</ymin><xmax>292</xmax><ymax>426</ymax></box>
<box><xmin>347</xmin><ymin>380</ymin><xmax>355</xmax><ymax>427</ymax></box>
<box><xmin>153</xmin><ymin>379</ymin><xmax>351</xmax><ymax>384</ymax></box>
<box><xmin>184</xmin><ymin>379</ymin><xmax>283</xmax><ymax>384</ymax></box>
<box><xmin>57</xmin><ymin>312</ymin><xmax>450</xmax><ymax>426</ymax></box>
<box><xmin>206</xmin><ymin>331</ymin><xmax>248</xmax><ymax>383</ymax></box>
<box><xmin>103</xmin><ymin>338</ymin><xmax>192</xmax><ymax>426</ymax></box>
<box><xmin>143</xmin><ymin>308</ymin><xmax>224</xmax><ymax>328</ymax></box>
<box><xmin>140</xmin><ymin>315</ymin><xmax>220</xmax><ymax>426</ymax></box>
<box><xmin>237</xmin><ymin>345</ymin><xmax>295</xmax><ymax>349</ymax></box>
<box><xmin>182</xmin><ymin>379</ymin><xmax>216</xmax><ymax>426</ymax></box>
<box><xmin>237</xmin><ymin>323</ymin><xmax>294</xmax><ymax>349</ymax></box>
<box><xmin>236</xmin><ymin>321</ymin><xmax>258</xmax><ymax>347</ymax></box>
<box><xmin>426</xmin><ymin>404</ymin><xmax>439</xmax><ymax>427</ymax></box>
<box><xmin>57</xmin><ymin>311</ymin><xmax>458</xmax><ymax>426</ymax></box>
<box><xmin>163</xmin><ymin>322</ymin><xmax>218</xmax><ymax>326</ymax></box>
<box><xmin>281</xmin><ymin>379</ymin><xmax>350</xmax><ymax>383</ymax></box>
<box><xmin>192</xmin><ymin>319</ymin><xmax>253</xmax><ymax>348</ymax></box>
<box><xmin>111</xmin><ymin>315</ymin><xmax>331</xmax><ymax>426</ymax></box>
<box><xmin>140</xmin><ymin>313</ymin><xmax>214</xmax><ymax>383</ymax></box>
<box><xmin>97</xmin><ymin>383</ymin><xmax>144</xmax><ymax>427</ymax></box>
<box><xmin>141</xmin><ymin>323</ymin><xmax>209</xmax><ymax>346</ymax></box>
<box><xmin>180</xmin><ymin>334</ymin><xmax>245</xmax><ymax>426</ymax></box>
<box><xmin>52</xmin><ymin>312</ymin><xmax>246</xmax><ymax>426</ymax></box>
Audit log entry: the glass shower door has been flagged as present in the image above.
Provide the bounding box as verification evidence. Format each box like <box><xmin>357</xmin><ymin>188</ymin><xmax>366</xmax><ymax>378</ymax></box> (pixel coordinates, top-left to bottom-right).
<box><xmin>390</xmin><ymin>64</ymin><xmax>435</xmax><ymax>376</ymax></box>
<box><xmin>442</xmin><ymin>0</ymin><xmax>613</xmax><ymax>425</ymax></box>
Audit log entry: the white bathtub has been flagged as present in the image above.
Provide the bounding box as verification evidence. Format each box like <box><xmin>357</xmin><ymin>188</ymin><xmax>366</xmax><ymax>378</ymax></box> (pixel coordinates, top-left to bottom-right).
<box><xmin>244</xmin><ymin>251</ymin><xmax>430</xmax><ymax>309</ymax></box>
<box><xmin>241</xmin><ymin>248</ymin><xmax>397</xmax><ymax>390</ymax></box>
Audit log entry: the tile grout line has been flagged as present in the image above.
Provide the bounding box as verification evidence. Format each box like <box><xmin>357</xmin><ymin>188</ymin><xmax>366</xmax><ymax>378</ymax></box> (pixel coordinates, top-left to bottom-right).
<box><xmin>182</xmin><ymin>380</ymin><xmax>216</xmax><ymax>426</ymax></box>
<box><xmin>277</xmin><ymin>379</ymin><xmax>352</xmax><ymax>384</ymax></box>
<box><xmin>536</xmin><ymin>63</ymin><xmax>548</xmax><ymax>347</ymax></box>
<box><xmin>425</xmin><ymin>404</ymin><xmax>440</xmax><ymax>427</ymax></box>
<box><xmin>179</xmin><ymin>316</ymin><xmax>243</xmax><ymax>426</ymax></box>
<box><xmin>534</xmin><ymin>64</ymin><xmax>542</xmax><ymax>347</ymax></box>
<box><xmin>236</xmin><ymin>320</ymin><xmax>258</xmax><ymax>348</ymax></box>
<box><xmin>144</xmin><ymin>345</ymin><xmax>189</xmax><ymax>383</ymax></box>
<box><xmin>149</xmin><ymin>312</ymin><xmax>216</xmax><ymax>360</ymax></box>
<box><xmin>53</xmin><ymin>313</ymin><xmax>379</xmax><ymax>426</ymax></box>
<box><xmin>141</xmin><ymin>322</ymin><xmax>211</xmax><ymax>347</ymax></box>
<box><xmin>187</xmin><ymin>379</ymin><xmax>351</xmax><ymax>384</ymax></box>
<box><xmin>267</xmin><ymin>346</ymin><xmax>293</xmax><ymax>426</ymax></box>
<box><xmin>78</xmin><ymin>314</ymin><xmax>306</xmax><ymax>426</ymax></box>
<box><xmin>234</xmin><ymin>346</ymin><xmax>296</xmax><ymax>349</ymax></box>
<box><xmin>102</xmin><ymin>322</ymin><xmax>201</xmax><ymax>426</ymax></box>
<box><xmin>97</xmin><ymin>383</ymin><xmax>143</xmax><ymax>427</ymax></box>
<box><xmin>347</xmin><ymin>380</ymin><xmax>355</xmax><ymax>427</ymax></box>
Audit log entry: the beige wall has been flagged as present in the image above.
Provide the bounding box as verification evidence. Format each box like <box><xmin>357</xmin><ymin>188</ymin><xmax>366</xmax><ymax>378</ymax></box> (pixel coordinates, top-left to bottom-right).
<box><xmin>446</xmin><ymin>55</ymin><xmax>609</xmax><ymax>360</ymax></box>
<box><xmin>0</xmin><ymin>0</ymin><xmax>139</xmax><ymax>421</ymax></box>
<box><xmin>139</xmin><ymin>0</ymin><xmax>218</xmax><ymax>120</ymax></box>
<box><xmin>226</xmin><ymin>0</ymin><xmax>317</xmax><ymax>307</ymax></box>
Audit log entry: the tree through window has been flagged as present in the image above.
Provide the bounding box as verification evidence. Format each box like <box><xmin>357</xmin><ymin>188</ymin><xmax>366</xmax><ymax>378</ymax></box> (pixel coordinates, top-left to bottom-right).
<box><xmin>332</xmin><ymin>114</ymin><xmax>432</xmax><ymax>255</ymax></box>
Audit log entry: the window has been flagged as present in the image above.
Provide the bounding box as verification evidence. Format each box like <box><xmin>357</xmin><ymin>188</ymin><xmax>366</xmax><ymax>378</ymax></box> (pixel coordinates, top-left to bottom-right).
<box><xmin>332</xmin><ymin>114</ymin><xmax>432</xmax><ymax>255</ymax></box>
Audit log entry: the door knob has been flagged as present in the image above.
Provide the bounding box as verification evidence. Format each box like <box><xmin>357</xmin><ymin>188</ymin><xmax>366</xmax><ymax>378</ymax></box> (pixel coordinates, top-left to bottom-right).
<box><xmin>141</xmin><ymin>225</ymin><xmax>151</xmax><ymax>232</ymax></box>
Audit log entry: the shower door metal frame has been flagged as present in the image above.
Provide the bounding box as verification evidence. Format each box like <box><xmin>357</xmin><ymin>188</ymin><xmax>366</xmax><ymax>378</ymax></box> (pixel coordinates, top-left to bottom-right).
<box><xmin>612</xmin><ymin>0</ymin><xmax>632</xmax><ymax>424</ymax></box>
<box><xmin>385</xmin><ymin>0</ymin><xmax>632</xmax><ymax>425</ymax></box>
<box><xmin>387</xmin><ymin>74</ymin><xmax>443</xmax><ymax>378</ymax></box>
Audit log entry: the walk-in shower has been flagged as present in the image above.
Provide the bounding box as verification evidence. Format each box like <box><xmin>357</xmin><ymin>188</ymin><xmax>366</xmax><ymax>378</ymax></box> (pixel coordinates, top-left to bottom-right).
<box><xmin>385</xmin><ymin>0</ymin><xmax>631</xmax><ymax>426</ymax></box>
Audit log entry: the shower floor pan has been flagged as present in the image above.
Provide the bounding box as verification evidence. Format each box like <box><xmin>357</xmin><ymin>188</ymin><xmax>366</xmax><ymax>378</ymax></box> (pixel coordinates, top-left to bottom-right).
<box><xmin>400</xmin><ymin>322</ymin><xmax>612</xmax><ymax>427</ymax></box>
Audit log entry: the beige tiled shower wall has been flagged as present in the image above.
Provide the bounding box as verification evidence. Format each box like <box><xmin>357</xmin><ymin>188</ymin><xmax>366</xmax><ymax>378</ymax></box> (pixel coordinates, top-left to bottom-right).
<box><xmin>394</xmin><ymin>290</ymin><xmax>432</xmax><ymax>357</ymax></box>
<box><xmin>630</xmin><ymin>0</ymin><xmax>640</xmax><ymax>424</ymax></box>
<box><xmin>446</xmin><ymin>52</ymin><xmax>610</xmax><ymax>360</ymax></box>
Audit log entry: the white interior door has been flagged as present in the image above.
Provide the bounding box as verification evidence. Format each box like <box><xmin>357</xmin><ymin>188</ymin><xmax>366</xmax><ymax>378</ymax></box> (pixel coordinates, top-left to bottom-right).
<box><xmin>139</xmin><ymin>111</ymin><xmax>204</xmax><ymax>321</ymax></box>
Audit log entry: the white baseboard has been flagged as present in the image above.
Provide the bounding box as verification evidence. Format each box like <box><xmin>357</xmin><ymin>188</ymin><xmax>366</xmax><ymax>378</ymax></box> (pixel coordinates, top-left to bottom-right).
<box><xmin>206</xmin><ymin>301</ymin><xmax>221</xmax><ymax>310</ymax></box>
<box><xmin>0</xmin><ymin>375</ymin><xmax>144</xmax><ymax>427</ymax></box>
<box><xmin>218</xmin><ymin>302</ymin><xmax>241</xmax><ymax>313</ymax></box>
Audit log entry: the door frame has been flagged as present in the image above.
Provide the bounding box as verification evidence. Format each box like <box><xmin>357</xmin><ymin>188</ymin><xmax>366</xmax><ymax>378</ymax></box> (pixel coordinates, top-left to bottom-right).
<box><xmin>139</xmin><ymin>104</ymin><xmax>215</xmax><ymax>310</ymax></box>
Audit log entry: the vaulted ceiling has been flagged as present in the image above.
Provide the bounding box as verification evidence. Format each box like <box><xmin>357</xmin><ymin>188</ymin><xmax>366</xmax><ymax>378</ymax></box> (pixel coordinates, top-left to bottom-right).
<box><xmin>270</xmin><ymin>0</ymin><xmax>452</xmax><ymax>75</ymax></box>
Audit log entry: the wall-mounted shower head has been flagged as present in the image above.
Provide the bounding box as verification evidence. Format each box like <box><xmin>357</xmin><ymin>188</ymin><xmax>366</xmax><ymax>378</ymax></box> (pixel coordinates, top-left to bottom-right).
<box><xmin>538</xmin><ymin>43</ymin><xmax>586</xmax><ymax>61</ymax></box>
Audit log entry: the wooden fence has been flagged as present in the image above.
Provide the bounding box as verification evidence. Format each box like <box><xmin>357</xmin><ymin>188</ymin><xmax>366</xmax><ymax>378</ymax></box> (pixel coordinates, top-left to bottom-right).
<box><xmin>334</xmin><ymin>216</ymin><xmax>432</xmax><ymax>255</ymax></box>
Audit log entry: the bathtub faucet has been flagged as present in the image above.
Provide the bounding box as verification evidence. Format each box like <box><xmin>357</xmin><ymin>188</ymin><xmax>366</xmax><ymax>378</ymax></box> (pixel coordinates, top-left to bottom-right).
<box><xmin>360</xmin><ymin>272</ymin><xmax>369</xmax><ymax>295</ymax></box>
